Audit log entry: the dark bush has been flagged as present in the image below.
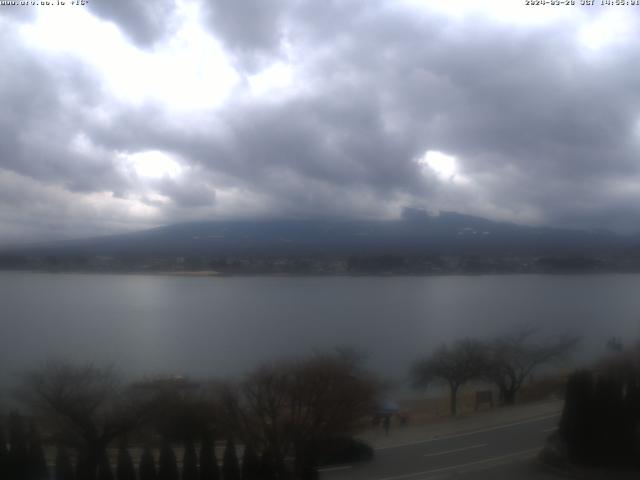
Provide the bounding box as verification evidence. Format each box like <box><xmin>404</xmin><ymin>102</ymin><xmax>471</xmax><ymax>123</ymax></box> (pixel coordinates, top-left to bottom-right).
<box><xmin>592</xmin><ymin>375</ymin><xmax>627</xmax><ymax>464</ymax></box>
<box><xmin>257</xmin><ymin>450</ymin><xmax>277</xmax><ymax>480</ymax></box>
<box><xmin>97</xmin><ymin>450</ymin><xmax>114</xmax><ymax>480</ymax></box>
<box><xmin>27</xmin><ymin>424</ymin><xmax>49</xmax><ymax>480</ymax></box>
<box><xmin>158</xmin><ymin>440</ymin><xmax>179</xmax><ymax>480</ymax></box>
<box><xmin>294</xmin><ymin>446</ymin><xmax>318</xmax><ymax>480</ymax></box>
<box><xmin>240</xmin><ymin>444</ymin><xmax>260</xmax><ymax>480</ymax></box>
<box><xmin>626</xmin><ymin>378</ymin><xmax>640</xmax><ymax>465</ymax></box>
<box><xmin>75</xmin><ymin>450</ymin><xmax>92</xmax><ymax>480</ymax></box>
<box><xmin>0</xmin><ymin>426</ymin><xmax>7</xmax><ymax>479</ymax></box>
<box><xmin>116</xmin><ymin>446</ymin><xmax>136</xmax><ymax>480</ymax></box>
<box><xmin>316</xmin><ymin>436</ymin><xmax>373</xmax><ymax>466</ymax></box>
<box><xmin>182</xmin><ymin>439</ymin><xmax>198</xmax><ymax>480</ymax></box>
<box><xmin>559</xmin><ymin>370</ymin><xmax>594</xmax><ymax>463</ymax></box>
<box><xmin>139</xmin><ymin>446</ymin><xmax>157</xmax><ymax>480</ymax></box>
<box><xmin>559</xmin><ymin>366</ymin><xmax>640</xmax><ymax>467</ymax></box>
<box><xmin>222</xmin><ymin>440</ymin><xmax>240</xmax><ymax>480</ymax></box>
<box><xmin>54</xmin><ymin>446</ymin><xmax>74</xmax><ymax>480</ymax></box>
<box><xmin>199</xmin><ymin>433</ymin><xmax>219</xmax><ymax>480</ymax></box>
<box><xmin>7</xmin><ymin>412</ymin><xmax>29</xmax><ymax>479</ymax></box>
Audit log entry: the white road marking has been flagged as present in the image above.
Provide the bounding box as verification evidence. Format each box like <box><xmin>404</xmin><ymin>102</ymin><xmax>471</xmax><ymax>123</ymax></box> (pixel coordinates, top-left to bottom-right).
<box><xmin>424</xmin><ymin>443</ymin><xmax>487</xmax><ymax>457</ymax></box>
<box><xmin>376</xmin><ymin>447</ymin><xmax>541</xmax><ymax>480</ymax></box>
<box><xmin>375</xmin><ymin>413</ymin><xmax>560</xmax><ymax>451</ymax></box>
<box><xmin>317</xmin><ymin>465</ymin><xmax>353</xmax><ymax>473</ymax></box>
<box><xmin>542</xmin><ymin>427</ymin><xmax>557</xmax><ymax>433</ymax></box>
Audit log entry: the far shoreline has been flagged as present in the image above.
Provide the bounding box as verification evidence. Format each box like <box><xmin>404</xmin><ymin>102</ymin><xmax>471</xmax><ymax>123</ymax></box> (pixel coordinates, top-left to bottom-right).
<box><xmin>2</xmin><ymin>268</ymin><xmax>640</xmax><ymax>278</ymax></box>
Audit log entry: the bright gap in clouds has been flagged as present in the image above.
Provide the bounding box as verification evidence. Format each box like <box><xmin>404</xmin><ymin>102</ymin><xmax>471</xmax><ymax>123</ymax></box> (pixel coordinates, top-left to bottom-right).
<box><xmin>419</xmin><ymin>150</ymin><xmax>457</xmax><ymax>180</ymax></box>
<box><xmin>401</xmin><ymin>0</ymin><xmax>576</xmax><ymax>25</ymax></box>
<box><xmin>404</xmin><ymin>0</ymin><xmax>632</xmax><ymax>54</ymax></box>
<box><xmin>122</xmin><ymin>151</ymin><xmax>183</xmax><ymax>180</ymax></box>
<box><xmin>19</xmin><ymin>0</ymin><xmax>239</xmax><ymax>110</ymax></box>
<box><xmin>248</xmin><ymin>62</ymin><xmax>295</xmax><ymax>97</ymax></box>
<box><xmin>578</xmin><ymin>11</ymin><xmax>633</xmax><ymax>52</ymax></box>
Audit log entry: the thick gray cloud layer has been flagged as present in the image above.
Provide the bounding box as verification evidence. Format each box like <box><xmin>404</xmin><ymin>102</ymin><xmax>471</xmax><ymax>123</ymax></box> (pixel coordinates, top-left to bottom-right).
<box><xmin>1</xmin><ymin>1</ymin><xmax>640</xmax><ymax>244</ymax></box>
<box><xmin>88</xmin><ymin>0</ymin><xmax>177</xmax><ymax>47</ymax></box>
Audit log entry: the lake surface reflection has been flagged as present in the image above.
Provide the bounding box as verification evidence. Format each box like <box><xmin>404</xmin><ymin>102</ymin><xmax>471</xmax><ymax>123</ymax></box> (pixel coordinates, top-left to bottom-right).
<box><xmin>1</xmin><ymin>272</ymin><xmax>639</xmax><ymax>386</ymax></box>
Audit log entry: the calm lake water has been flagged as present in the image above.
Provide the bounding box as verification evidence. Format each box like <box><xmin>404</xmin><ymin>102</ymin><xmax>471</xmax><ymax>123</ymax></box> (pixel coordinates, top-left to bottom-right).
<box><xmin>1</xmin><ymin>272</ymin><xmax>639</xmax><ymax>388</ymax></box>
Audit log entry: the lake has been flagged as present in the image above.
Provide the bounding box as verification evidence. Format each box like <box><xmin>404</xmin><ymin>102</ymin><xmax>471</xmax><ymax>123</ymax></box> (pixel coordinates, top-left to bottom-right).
<box><xmin>1</xmin><ymin>272</ymin><xmax>639</xmax><ymax>389</ymax></box>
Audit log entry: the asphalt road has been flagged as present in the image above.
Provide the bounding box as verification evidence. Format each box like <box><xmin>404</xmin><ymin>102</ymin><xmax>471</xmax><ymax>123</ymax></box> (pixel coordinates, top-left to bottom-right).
<box><xmin>319</xmin><ymin>413</ymin><xmax>561</xmax><ymax>480</ymax></box>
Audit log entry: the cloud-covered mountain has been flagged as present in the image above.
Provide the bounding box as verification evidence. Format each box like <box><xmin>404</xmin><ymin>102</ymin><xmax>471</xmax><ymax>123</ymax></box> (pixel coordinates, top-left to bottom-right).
<box><xmin>3</xmin><ymin>210</ymin><xmax>635</xmax><ymax>261</ymax></box>
<box><xmin>2</xmin><ymin>3</ymin><xmax>640</xmax><ymax>245</ymax></box>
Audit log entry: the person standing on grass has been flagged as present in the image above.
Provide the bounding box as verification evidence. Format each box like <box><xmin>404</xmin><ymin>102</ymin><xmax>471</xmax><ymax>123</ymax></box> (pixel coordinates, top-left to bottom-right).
<box><xmin>383</xmin><ymin>415</ymin><xmax>390</xmax><ymax>437</ymax></box>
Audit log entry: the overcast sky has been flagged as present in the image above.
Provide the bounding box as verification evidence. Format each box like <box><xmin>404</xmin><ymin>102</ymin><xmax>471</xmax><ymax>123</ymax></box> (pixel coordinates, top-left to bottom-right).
<box><xmin>1</xmin><ymin>0</ymin><xmax>639</xmax><ymax>244</ymax></box>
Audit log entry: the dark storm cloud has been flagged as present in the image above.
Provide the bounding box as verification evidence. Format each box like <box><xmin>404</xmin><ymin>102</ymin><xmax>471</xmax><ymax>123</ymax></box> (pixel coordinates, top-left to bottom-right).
<box><xmin>3</xmin><ymin>1</ymin><xmax>640</xmax><ymax>243</ymax></box>
<box><xmin>0</xmin><ymin>24</ymin><xmax>126</xmax><ymax>195</ymax></box>
<box><xmin>157</xmin><ymin>177</ymin><xmax>216</xmax><ymax>208</ymax></box>
<box><xmin>87</xmin><ymin>0</ymin><xmax>178</xmax><ymax>47</ymax></box>
<box><xmin>81</xmin><ymin>2</ymin><xmax>640</xmax><ymax>228</ymax></box>
<box><xmin>201</xmin><ymin>0</ymin><xmax>379</xmax><ymax>71</ymax></box>
<box><xmin>202</xmin><ymin>0</ymin><xmax>288</xmax><ymax>70</ymax></box>
<box><xmin>418</xmin><ymin>19</ymin><xmax>640</xmax><ymax>227</ymax></box>
<box><xmin>83</xmin><ymin>82</ymin><xmax>427</xmax><ymax>218</ymax></box>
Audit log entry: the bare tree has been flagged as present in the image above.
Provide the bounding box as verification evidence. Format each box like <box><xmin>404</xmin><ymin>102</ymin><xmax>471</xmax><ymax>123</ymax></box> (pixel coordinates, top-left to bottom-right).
<box><xmin>484</xmin><ymin>328</ymin><xmax>579</xmax><ymax>405</ymax></box>
<box><xmin>223</xmin><ymin>352</ymin><xmax>379</xmax><ymax>475</ymax></box>
<box><xmin>412</xmin><ymin>339</ymin><xmax>486</xmax><ymax>415</ymax></box>
<box><xmin>20</xmin><ymin>361</ymin><xmax>157</xmax><ymax>479</ymax></box>
<box><xmin>145</xmin><ymin>378</ymin><xmax>222</xmax><ymax>443</ymax></box>
<box><xmin>597</xmin><ymin>341</ymin><xmax>640</xmax><ymax>383</ymax></box>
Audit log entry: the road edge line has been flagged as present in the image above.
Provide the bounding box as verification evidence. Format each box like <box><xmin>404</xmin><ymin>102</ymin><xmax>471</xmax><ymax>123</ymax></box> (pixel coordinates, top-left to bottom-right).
<box><xmin>375</xmin><ymin>412</ymin><xmax>560</xmax><ymax>451</ymax></box>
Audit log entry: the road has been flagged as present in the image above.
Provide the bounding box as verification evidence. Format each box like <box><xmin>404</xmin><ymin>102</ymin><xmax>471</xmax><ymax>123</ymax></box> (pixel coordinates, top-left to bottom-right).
<box><xmin>319</xmin><ymin>413</ymin><xmax>561</xmax><ymax>480</ymax></box>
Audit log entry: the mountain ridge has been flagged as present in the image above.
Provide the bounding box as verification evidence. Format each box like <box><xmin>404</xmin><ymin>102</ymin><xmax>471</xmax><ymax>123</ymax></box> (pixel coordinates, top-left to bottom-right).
<box><xmin>1</xmin><ymin>210</ymin><xmax>637</xmax><ymax>259</ymax></box>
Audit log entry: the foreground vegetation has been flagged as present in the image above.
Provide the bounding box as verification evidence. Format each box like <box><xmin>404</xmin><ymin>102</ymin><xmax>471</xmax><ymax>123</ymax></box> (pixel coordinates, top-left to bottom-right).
<box><xmin>556</xmin><ymin>345</ymin><xmax>640</xmax><ymax>468</ymax></box>
<box><xmin>0</xmin><ymin>351</ymin><xmax>379</xmax><ymax>480</ymax></box>
<box><xmin>0</xmin><ymin>328</ymin><xmax>606</xmax><ymax>479</ymax></box>
<box><xmin>411</xmin><ymin>329</ymin><xmax>578</xmax><ymax>415</ymax></box>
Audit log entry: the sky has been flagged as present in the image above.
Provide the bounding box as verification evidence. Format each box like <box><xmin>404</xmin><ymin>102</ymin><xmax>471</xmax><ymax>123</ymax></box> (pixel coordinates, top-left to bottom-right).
<box><xmin>1</xmin><ymin>0</ymin><xmax>640</xmax><ymax>245</ymax></box>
